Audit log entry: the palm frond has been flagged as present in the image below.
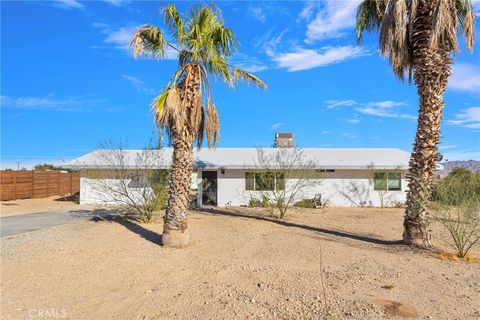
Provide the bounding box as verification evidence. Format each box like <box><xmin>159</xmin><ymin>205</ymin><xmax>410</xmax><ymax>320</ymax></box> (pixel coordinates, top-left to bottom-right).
<box><xmin>455</xmin><ymin>0</ymin><xmax>475</xmax><ymax>51</ymax></box>
<box><xmin>356</xmin><ymin>0</ymin><xmax>383</xmax><ymax>43</ymax></box>
<box><xmin>205</xmin><ymin>97</ymin><xmax>220</xmax><ymax>148</ymax></box>
<box><xmin>151</xmin><ymin>87</ymin><xmax>170</xmax><ymax>124</ymax></box>
<box><xmin>162</xmin><ymin>4</ymin><xmax>186</xmax><ymax>44</ymax></box>
<box><xmin>204</xmin><ymin>55</ymin><xmax>233</xmax><ymax>86</ymax></box>
<box><xmin>432</xmin><ymin>0</ymin><xmax>459</xmax><ymax>52</ymax></box>
<box><xmin>178</xmin><ymin>50</ymin><xmax>194</xmax><ymax>67</ymax></box>
<box><xmin>130</xmin><ymin>25</ymin><xmax>167</xmax><ymax>59</ymax></box>
<box><xmin>211</xmin><ymin>26</ymin><xmax>237</xmax><ymax>56</ymax></box>
<box><xmin>233</xmin><ymin>67</ymin><xmax>267</xmax><ymax>89</ymax></box>
<box><xmin>192</xmin><ymin>95</ymin><xmax>204</xmax><ymax>148</ymax></box>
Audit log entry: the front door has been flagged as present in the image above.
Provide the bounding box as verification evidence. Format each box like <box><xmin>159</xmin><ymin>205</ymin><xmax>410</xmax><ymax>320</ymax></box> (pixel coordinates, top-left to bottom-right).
<box><xmin>201</xmin><ymin>171</ymin><xmax>217</xmax><ymax>206</ymax></box>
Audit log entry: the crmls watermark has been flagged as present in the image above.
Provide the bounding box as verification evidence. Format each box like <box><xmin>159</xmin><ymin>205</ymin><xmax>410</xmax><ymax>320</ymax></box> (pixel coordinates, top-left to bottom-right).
<box><xmin>28</xmin><ymin>308</ymin><xmax>67</xmax><ymax>319</ymax></box>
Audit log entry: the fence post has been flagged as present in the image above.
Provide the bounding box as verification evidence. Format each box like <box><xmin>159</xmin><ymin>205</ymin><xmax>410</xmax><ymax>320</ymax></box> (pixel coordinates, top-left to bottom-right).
<box><xmin>57</xmin><ymin>171</ymin><xmax>60</xmax><ymax>195</ymax></box>
<box><xmin>47</xmin><ymin>172</ymin><xmax>50</xmax><ymax>197</ymax></box>
<box><xmin>13</xmin><ymin>171</ymin><xmax>17</xmax><ymax>200</ymax></box>
<box><xmin>70</xmin><ymin>173</ymin><xmax>73</xmax><ymax>195</ymax></box>
<box><xmin>31</xmin><ymin>171</ymin><xmax>35</xmax><ymax>198</ymax></box>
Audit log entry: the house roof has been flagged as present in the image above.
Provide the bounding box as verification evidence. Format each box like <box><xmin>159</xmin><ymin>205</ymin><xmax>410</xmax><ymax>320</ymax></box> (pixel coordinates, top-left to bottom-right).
<box><xmin>64</xmin><ymin>148</ymin><xmax>412</xmax><ymax>170</ymax></box>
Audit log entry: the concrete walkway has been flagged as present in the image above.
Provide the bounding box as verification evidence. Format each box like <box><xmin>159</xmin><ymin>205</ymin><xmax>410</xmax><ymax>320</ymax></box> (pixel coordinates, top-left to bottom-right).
<box><xmin>0</xmin><ymin>209</ymin><xmax>112</xmax><ymax>237</ymax></box>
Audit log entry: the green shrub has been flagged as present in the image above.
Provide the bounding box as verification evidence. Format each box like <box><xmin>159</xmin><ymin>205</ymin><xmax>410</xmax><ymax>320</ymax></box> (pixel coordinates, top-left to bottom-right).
<box><xmin>247</xmin><ymin>196</ymin><xmax>261</xmax><ymax>207</ymax></box>
<box><xmin>430</xmin><ymin>169</ymin><xmax>480</xmax><ymax>257</ymax></box>
<box><xmin>294</xmin><ymin>199</ymin><xmax>316</xmax><ymax>208</ymax></box>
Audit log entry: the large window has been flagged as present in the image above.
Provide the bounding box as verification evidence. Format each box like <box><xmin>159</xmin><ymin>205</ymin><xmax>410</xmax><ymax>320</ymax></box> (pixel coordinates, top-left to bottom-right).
<box><xmin>245</xmin><ymin>172</ymin><xmax>285</xmax><ymax>191</ymax></box>
<box><xmin>374</xmin><ymin>171</ymin><xmax>401</xmax><ymax>191</ymax></box>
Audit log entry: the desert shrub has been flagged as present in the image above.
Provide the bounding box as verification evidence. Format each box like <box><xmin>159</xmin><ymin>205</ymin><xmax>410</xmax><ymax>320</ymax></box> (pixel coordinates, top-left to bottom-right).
<box><xmin>392</xmin><ymin>201</ymin><xmax>405</xmax><ymax>208</ymax></box>
<box><xmin>91</xmin><ymin>141</ymin><xmax>170</xmax><ymax>223</ymax></box>
<box><xmin>247</xmin><ymin>196</ymin><xmax>261</xmax><ymax>207</ymax></box>
<box><xmin>430</xmin><ymin>170</ymin><xmax>480</xmax><ymax>257</ymax></box>
<box><xmin>294</xmin><ymin>199</ymin><xmax>316</xmax><ymax>208</ymax></box>
<box><xmin>254</xmin><ymin>148</ymin><xmax>320</xmax><ymax>219</ymax></box>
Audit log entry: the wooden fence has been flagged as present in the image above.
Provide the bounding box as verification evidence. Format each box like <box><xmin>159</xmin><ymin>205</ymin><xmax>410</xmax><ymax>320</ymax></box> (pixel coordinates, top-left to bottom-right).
<box><xmin>0</xmin><ymin>171</ymin><xmax>80</xmax><ymax>201</ymax></box>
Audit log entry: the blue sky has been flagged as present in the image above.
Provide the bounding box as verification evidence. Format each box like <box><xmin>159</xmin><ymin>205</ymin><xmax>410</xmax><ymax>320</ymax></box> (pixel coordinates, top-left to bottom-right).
<box><xmin>1</xmin><ymin>0</ymin><xmax>479</xmax><ymax>169</ymax></box>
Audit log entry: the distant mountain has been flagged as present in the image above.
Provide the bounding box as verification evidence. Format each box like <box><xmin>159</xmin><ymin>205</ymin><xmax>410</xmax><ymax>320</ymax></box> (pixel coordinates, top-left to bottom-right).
<box><xmin>438</xmin><ymin>160</ymin><xmax>480</xmax><ymax>176</ymax></box>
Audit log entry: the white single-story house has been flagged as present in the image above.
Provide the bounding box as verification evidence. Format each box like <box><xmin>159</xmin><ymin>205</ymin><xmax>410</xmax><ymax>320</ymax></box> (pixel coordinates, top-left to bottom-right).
<box><xmin>65</xmin><ymin>147</ymin><xmax>412</xmax><ymax>208</ymax></box>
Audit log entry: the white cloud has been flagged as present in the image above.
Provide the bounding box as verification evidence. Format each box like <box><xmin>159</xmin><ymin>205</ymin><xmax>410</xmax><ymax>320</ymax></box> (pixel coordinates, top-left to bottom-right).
<box><xmin>270</xmin><ymin>123</ymin><xmax>283</xmax><ymax>130</ymax></box>
<box><xmin>367</xmin><ymin>101</ymin><xmax>407</xmax><ymax>108</ymax></box>
<box><xmin>449</xmin><ymin>63</ymin><xmax>480</xmax><ymax>93</ymax></box>
<box><xmin>232</xmin><ymin>53</ymin><xmax>268</xmax><ymax>73</ymax></box>
<box><xmin>298</xmin><ymin>1</ymin><xmax>319</xmax><ymax>21</ymax></box>
<box><xmin>324</xmin><ymin>99</ymin><xmax>357</xmax><ymax>109</ymax></box>
<box><xmin>257</xmin><ymin>29</ymin><xmax>289</xmax><ymax>58</ymax></box>
<box><xmin>273</xmin><ymin>46</ymin><xmax>370</xmax><ymax>72</ymax></box>
<box><xmin>472</xmin><ymin>0</ymin><xmax>480</xmax><ymax>17</ymax></box>
<box><xmin>303</xmin><ymin>0</ymin><xmax>362</xmax><ymax>43</ymax></box>
<box><xmin>248</xmin><ymin>5</ymin><xmax>267</xmax><ymax>23</ymax></box>
<box><xmin>121</xmin><ymin>75</ymin><xmax>155</xmax><ymax>95</ymax></box>
<box><xmin>53</xmin><ymin>0</ymin><xmax>85</xmax><ymax>10</ymax></box>
<box><xmin>104</xmin><ymin>25</ymin><xmax>138</xmax><ymax>48</ymax></box>
<box><xmin>443</xmin><ymin>148</ymin><xmax>480</xmax><ymax>161</ymax></box>
<box><xmin>342</xmin><ymin>132</ymin><xmax>358</xmax><ymax>139</ymax></box>
<box><xmin>355</xmin><ymin>107</ymin><xmax>416</xmax><ymax>120</ymax></box>
<box><xmin>324</xmin><ymin>99</ymin><xmax>412</xmax><ymax>121</ymax></box>
<box><xmin>346</xmin><ymin>117</ymin><xmax>360</xmax><ymax>124</ymax></box>
<box><xmin>1</xmin><ymin>94</ymin><xmax>105</xmax><ymax>112</ymax></box>
<box><xmin>94</xmin><ymin>23</ymin><xmax>178</xmax><ymax>59</ymax></box>
<box><xmin>100</xmin><ymin>0</ymin><xmax>130</xmax><ymax>6</ymax></box>
<box><xmin>447</xmin><ymin>107</ymin><xmax>480</xmax><ymax>129</ymax></box>
<box><xmin>439</xmin><ymin>144</ymin><xmax>458</xmax><ymax>150</ymax></box>
<box><xmin>324</xmin><ymin>98</ymin><xmax>414</xmax><ymax>120</ymax></box>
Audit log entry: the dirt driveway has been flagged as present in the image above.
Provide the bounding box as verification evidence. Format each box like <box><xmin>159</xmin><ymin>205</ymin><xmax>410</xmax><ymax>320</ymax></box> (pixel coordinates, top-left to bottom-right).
<box><xmin>1</xmin><ymin>196</ymin><xmax>88</xmax><ymax>217</ymax></box>
<box><xmin>1</xmin><ymin>207</ymin><xmax>479</xmax><ymax>319</ymax></box>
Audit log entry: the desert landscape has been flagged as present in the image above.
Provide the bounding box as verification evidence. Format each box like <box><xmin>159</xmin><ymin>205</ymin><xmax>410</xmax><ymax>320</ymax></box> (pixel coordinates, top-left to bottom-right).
<box><xmin>2</xmin><ymin>207</ymin><xmax>479</xmax><ymax>319</ymax></box>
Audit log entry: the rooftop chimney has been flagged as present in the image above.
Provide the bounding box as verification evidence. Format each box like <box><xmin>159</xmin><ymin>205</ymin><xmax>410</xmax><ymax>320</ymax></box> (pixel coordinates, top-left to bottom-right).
<box><xmin>274</xmin><ymin>132</ymin><xmax>294</xmax><ymax>148</ymax></box>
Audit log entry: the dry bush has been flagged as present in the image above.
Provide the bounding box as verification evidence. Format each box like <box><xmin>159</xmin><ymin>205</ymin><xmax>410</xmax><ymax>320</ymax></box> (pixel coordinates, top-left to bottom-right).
<box><xmin>430</xmin><ymin>170</ymin><xmax>480</xmax><ymax>257</ymax></box>
<box><xmin>90</xmin><ymin>140</ymin><xmax>169</xmax><ymax>223</ymax></box>
<box><xmin>254</xmin><ymin>148</ymin><xmax>320</xmax><ymax>219</ymax></box>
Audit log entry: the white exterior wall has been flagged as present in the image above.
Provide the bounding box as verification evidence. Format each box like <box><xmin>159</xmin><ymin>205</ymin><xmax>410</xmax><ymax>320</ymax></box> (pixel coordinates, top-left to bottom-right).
<box><xmin>79</xmin><ymin>169</ymin><xmax>197</xmax><ymax>205</ymax></box>
<box><xmin>200</xmin><ymin>169</ymin><xmax>407</xmax><ymax>207</ymax></box>
<box><xmin>80</xmin><ymin>168</ymin><xmax>407</xmax><ymax>207</ymax></box>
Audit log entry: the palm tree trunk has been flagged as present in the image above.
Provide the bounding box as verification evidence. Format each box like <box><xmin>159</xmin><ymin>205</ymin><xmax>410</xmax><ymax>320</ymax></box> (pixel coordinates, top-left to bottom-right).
<box><xmin>162</xmin><ymin>66</ymin><xmax>200</xmax><ymax>247</ymax></box>
<box><xmin>403</xmin><ymin>0</ymin><xmax>452</xmax><ymax>247</ymax></box>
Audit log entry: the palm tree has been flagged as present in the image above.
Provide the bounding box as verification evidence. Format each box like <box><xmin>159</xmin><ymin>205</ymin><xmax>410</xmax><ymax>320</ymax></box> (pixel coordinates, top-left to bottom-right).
<box><xmin>130</xmin><ymin>4</ymin><xmax>266</xmax><ymax>247</ymax></box>
<box><xmin>356</xmin><ymin>0</ymin><xmax>474</xmax><ymax>247</ymax></box>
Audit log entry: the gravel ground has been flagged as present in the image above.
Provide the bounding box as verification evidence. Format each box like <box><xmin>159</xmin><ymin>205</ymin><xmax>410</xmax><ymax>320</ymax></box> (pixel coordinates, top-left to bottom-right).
<box><xmin>1</xmin><ymin>207</ymin><xmax>479</xmax><ymax>319</ymax></box>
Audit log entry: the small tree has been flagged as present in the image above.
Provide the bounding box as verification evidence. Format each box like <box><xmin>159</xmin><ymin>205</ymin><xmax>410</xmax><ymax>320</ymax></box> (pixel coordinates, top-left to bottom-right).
<box><xmin>431</xmin><ymin>170</ymin><xmax>480</xmax><ymax>258</ymax></box>
<box><xmin>88</xmin><ymin>140</ymin><xmax>169</xmax><ymax>223</ymax></box>
<box><xmin>253</xmin><ymin>148</ymin><xmax>320</xmax><ymax>219</ymax></box>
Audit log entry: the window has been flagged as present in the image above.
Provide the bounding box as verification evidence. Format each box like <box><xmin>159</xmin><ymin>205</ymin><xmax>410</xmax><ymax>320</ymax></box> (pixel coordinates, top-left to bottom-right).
<box><xmin>316</xmin><ymin>169</ymin><xmax>336</xmax><ymax>173</ymax></box>
<box><xmin>245</xmin><ymin>172</ymin><xmax>285</xmax><ymax>191</ymax></box>
<box><xmin>374</xmin><ymin>171</ymin><xmax>401</xmax><ymax>191</ymax></box>
<box><xmin>245</xmin><ymin>172</ymin><xmax>255</xmax><ymax>190</ymax></box>
<box><xmin>387</xmin><ymin>172</ymin><xmax>401</xmax><ymax>191</ymax></box>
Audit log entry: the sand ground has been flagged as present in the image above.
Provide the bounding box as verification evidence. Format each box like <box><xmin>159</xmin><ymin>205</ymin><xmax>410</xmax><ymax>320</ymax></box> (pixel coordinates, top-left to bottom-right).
<box><xmin>1</xmin><ymin>207</ymin><xmax>479</xmax><ymax>319</ymax></box>
<box><xmin>0</xmin><ymin>196</ymin><xmax>87</xmax><ymax>217</ymax></box>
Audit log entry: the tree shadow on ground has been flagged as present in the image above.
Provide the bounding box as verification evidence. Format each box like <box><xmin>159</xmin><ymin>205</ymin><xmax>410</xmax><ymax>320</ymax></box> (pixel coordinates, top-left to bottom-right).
<box><xmin>87</xmin><ymin>209</ymin><xmax>162</xmax><ymax>246</ymax></box>
<box><xmin>196</xmin><ymin>207</ymin><xmax>405</xmax><ymax>248</ymax></box>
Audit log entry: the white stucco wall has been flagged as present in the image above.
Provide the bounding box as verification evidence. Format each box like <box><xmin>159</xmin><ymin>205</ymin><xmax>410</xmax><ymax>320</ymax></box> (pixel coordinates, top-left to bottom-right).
<box><xmin>199</xmin><ymin>169</ymin><xmax>407</xmax><ymax>207</ymax></box>
<box><xmin>79</xmin><ymin>169</ymin><xmax>197</xmax><ymax>205</ymax></box>
<box><xmin>80</xmin><ymin>168</ymin><xmax>408</xmax><ymax>208</ymax></box>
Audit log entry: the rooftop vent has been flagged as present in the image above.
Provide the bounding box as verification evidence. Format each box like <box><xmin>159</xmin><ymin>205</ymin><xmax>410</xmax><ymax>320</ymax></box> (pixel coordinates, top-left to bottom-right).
<box><xmin>274</xmin><ymin>132</ymin><xmax>294</xmax><ymax>148</ymax></box>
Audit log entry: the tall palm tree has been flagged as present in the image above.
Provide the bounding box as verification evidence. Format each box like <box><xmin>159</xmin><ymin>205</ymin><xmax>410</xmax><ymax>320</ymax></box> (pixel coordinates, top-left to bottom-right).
<box><xmin>130</xmin><ymin>4</ymin><xmax>267</xmax><ymax>247</ymax></box>
<box><xmin>356</xmin><ymin>0</ymin><xmax>474</xmax><ymax>247</ymax></box>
